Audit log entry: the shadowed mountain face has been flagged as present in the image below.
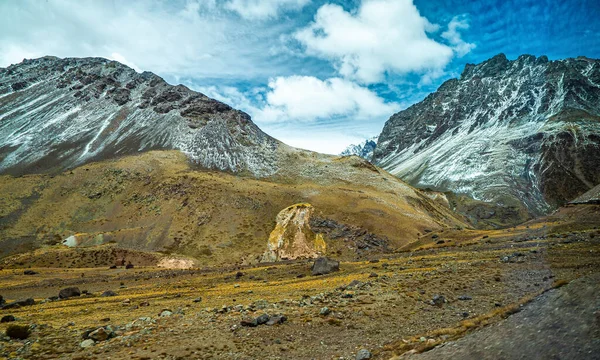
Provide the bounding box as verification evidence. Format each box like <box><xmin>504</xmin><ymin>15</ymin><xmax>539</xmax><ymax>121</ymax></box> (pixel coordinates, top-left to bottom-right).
<box><xmin>373</xmin><ymin>54</ymin><xmax>600</xmax><ymax>216</ymax></box>
<box><xmin>0</xmin><ymin>56</ymin><xmax>279</xmax><ymax>176</ymax></box>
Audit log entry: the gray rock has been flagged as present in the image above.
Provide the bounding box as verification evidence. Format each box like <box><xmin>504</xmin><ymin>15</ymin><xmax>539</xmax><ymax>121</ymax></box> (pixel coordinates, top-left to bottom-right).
<box><xmin>59</xmin><ymin>287</ymin><xmax>81</xmax><ymax>299</ymax></box>
<box><xmin>458</xmin><ymin>295</ymin><xmax>473</xmax><ymax>301</ymax></box>
<box><xmin>266</xmin><ymin>315</ymin><xmax>287</xmax><ymax>326</ymax></box>
<box><xmin>159</xmin><ymin>310</ymin><xmax>173</xmax><ymax>317</ymax></box>
<box><xmin>311</xmin><ymin>257</ymin><xmax>340</xmax><ymax>276</ymax></box>
<box><xmin>431</xmin><ymin>295</ymin><xmax>447</xmax><ymax>307</ymax></box>
<box><xmin>100</xmin><ymin>290</ymin><xmax>117</xmax><ymax>297</ymax></box>
<box><xmin>240</xmin><ymin>318</ymin><xmax>258</xmax><ymax>327</ymax></box>
<box><xmin>356</xmin><ymin>349</ymin><xmax>372</xmax><ymax>360</ymax></box>
<box><xmin>88</xmin><ymin>327</ymin><xmax>109</xmax><ymax>341</ymax></box>
<box><xmin>320</xmin><ymin>307</ymin><xmax>331</xmax><ymax>316</ymax></box>
<box><xmin>256</xmin><ymin>314</ymin><xmax>270</xmax><ymax>325</ymax></box>
<box><xmin>80</xmin><ymin>339</ymin><xmax>95</xmax><ymax>348</ymax></box>
<box><xmin>2</xmin><ymin>298</ymin><xmax>35</xmax><ymax>309</ymax></box>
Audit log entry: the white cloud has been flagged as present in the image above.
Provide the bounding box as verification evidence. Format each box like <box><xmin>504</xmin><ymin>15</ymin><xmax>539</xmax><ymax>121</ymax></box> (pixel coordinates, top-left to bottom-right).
<box><xmin>224</xmin><ymin>0</ymin><xmax>311</xmax><ymax>20</ymax></box>
<box><xmin>191</xmin><ymin>78</ymin><xmax>398</xmax><ymax>154</ymax></box>
<box><xmin>254</xmin><ymin>76</ymin><xmax>399</xmax><ymax>122</ymax></box>
<box><xmin>294</xmin><ymin>0</ymin><xmax>473</xmax><ymax>84</ymax></box>
<box><xmin>442</xmin><ymin>16</ymin><xmax>476</xmax><ymax>56</ymax></box>
<box><xmin>0</xmin><ymin>0</ymin><xmax>296</xmax><ymax>79</ymax></box>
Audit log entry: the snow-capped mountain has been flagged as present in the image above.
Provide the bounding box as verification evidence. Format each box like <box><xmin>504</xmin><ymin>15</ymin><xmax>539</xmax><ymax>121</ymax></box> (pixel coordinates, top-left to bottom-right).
<box><xmin>0</xmin><ymin>56</ymin><xmax>280</xmax><ymax>176</ymax></box>
<box><xmin>373</xmin><ymin>54</ymin><xmax>600</xmax><ymax>215</ymax></box>
<box><xmin>340</xmin><ymin>136</ymin><xmax>378</xmax><ymax>160</ymax></box>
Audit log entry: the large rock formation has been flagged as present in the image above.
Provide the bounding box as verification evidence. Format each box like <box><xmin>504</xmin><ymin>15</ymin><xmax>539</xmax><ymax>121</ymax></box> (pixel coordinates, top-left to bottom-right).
<box><xmin>373</xmin><ymin>54</ymin><xmax>600</xmax><ymax>216</ymax></box>
<box><xmin>262</xmin><ymin>203</ymin><xmax>327</xmax><ymax>262</ymax></box>
<box><xmin>0</xmin><ymin>56</ymin><xmax>279</xmax><ymax>176</ymax></box>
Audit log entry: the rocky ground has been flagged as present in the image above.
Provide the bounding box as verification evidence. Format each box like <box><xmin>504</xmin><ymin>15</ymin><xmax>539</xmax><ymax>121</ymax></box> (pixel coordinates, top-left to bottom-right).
<box><xmin>409</xmin><ymin>273</ymin><xmax>600</xmax><ymax>359</ymax></box>
<box><xmin>0</xmin><ymin>211</ymin><xmax>599</xmax><ymax>360</ymax></box>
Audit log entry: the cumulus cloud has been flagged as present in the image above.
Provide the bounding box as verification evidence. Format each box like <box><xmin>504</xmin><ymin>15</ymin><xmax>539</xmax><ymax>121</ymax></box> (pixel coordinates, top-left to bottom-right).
<box><xmin>224</xmin><ymin>0</ymin><xmax>311</xmax><ymax>20</ymax></box>
<box><xmin>442</xmin><ymin>16</ymin><xmax>476</xmax><ymax>56</ymax></box>
<box><xmin>294</xmin><ymin>0</ymin><xmax>473</xmax><ymax>83</ymax></box>
<box><xmin>255</xmin><ymin>76</ymin><xmax>399</xmax><ymax>122</ymax></box>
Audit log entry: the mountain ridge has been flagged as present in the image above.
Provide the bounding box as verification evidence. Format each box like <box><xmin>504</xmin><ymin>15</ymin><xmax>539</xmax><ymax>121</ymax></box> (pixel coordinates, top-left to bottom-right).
<box><xmin>373</xmin><ymin>53</ymin><xmax>600</xmax><ymax>218</ymax></box>
<box><xmin>0</xmin><ymin>56</ymin><xmax>279</xmax><ymax>177</ymax></box>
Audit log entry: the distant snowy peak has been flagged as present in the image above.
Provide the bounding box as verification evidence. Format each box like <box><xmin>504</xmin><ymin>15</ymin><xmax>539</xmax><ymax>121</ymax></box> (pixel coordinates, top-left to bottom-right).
<box><xmin>0</xmin><ymin>56</ymin><xmax>280</xmax><ymax>176</ymax></box>
<box><xmin>373</xmin><ymin>54</ymin><xmax>600</xmax><ymax>215</ymax></box>
<box><xmin>340</xmin><ymin>136</ymin><xmax>378</xmax><ymax>160</ymax></box>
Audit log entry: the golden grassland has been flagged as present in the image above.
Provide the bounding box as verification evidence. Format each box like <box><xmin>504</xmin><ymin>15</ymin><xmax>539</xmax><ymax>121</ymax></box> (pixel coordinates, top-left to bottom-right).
<box><xmin>0</xmin><ymin>217</ymin><xmax>598</xmax><ymax>359</ymax></box>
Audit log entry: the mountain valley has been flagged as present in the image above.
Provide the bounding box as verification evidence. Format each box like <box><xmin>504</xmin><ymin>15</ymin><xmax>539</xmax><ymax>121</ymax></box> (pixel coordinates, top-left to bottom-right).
<box><xmin>0</xmin><ymin>54</ymin><xmax>599</xmax><ymax>360</ymax></box>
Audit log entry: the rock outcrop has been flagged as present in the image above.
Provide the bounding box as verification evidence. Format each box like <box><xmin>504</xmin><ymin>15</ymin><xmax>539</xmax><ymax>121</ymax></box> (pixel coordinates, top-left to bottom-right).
<box><xmin>262</xmin><ymin>204</ymin><xmax>326</xmax><ymax>262</ymax></box>
<box><xmin>373</xmin><ymin>54</ymin><xmax>600</xmax><ymax>216</ymax></box>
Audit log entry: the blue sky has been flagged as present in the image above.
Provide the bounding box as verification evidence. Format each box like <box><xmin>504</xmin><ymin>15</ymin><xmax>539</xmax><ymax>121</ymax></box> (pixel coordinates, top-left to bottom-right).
<box><xmin>1</xmin><ymin>0</ymin><xmax>599</xmax><ymax>154</ymax></box>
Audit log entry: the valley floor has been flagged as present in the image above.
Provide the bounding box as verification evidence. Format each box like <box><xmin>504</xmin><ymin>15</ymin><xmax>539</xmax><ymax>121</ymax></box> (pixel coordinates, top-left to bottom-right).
<box><xmin>0</xmin><ymin>209</ymin><xmax>599</xmax><ymax>360</ymax></box>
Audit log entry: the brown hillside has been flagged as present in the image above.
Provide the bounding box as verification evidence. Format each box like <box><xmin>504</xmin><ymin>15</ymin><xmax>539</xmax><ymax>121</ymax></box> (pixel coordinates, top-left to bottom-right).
<box><xmin>0</xmin><ymin>149</ymin><xmax>468</xmax><ymax>267</ymax></box>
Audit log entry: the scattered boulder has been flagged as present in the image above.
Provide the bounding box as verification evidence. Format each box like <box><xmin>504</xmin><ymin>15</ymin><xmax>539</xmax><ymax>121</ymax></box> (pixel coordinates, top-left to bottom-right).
<box><xmin>241</xmin><ymin>314</ymin><xmax>285</xmax><ymax>327</ymax></box>
<box><xmin>139</xmin><ymin>301</ymin><xmax>150</xmax><ymax>307</ymax></box>
<box><xmin>59</xmin><ymin>287</ymin><xmax>81</xmax><ymax>299</ymax></box>
<box><xmin>266</xmin><ymin>315</ymin><xmax>287</xmax><ymax>326</ymax></box>
<box><xmin>100</xmin><ymin>290</ymin><xmax>117</xmax><ymax>297</ymax></box>
<box><xmin>160</xmin><ymin>310</ymin><xmax>173</xmax><ymax>317</ymax></box>
<box><xmin>23</xmin><ymin>270</ymin><xmax>38</xmax><ymax>275</ymax></box>
<box><xmin>1</xmin><ymin>315</ymin><xmax>16</xmax><ymax>323</ymax></box>
<box><xmin>80</xmin><ymin>339</ymin><xmax>95</xmax><ymax>348</ymax></box>
<box><xmin>501</xmin><ymin>252</ymin><xmax>526</xmax><ymax>263</ymax></box>
<box><xmin>356</xmin><ymin>349</ymin><xmax>372</xmax><ymax>360</ymax></box>
<box><xmin>311</xmin><ymin>257</ymin><xmax>340</xmax><ymax>276</ymax></box>
<box><xmin>6</xmin><ymin>324</ymin><xmax>30</xmax><ymax>339</ymax></box>
<box><xmin>240</xmin><ymin>318</ymin><xmax>258</xmax><ymax>327</ymax></box>
<box><xmin>125</xmin><ymin>262</ymin><xmax>134</xmax><ymax>269</ymax></box>
<box><xmin>0</xmin><ymin>295</ymin><xmax>4</xmax><ymax>306</ymax></box>
<box><xmin>256</xmin><ymin>314</ymin><xmax>270</xmax><ymax>325</ymax></box>
<box><xmin>193</xmin><ymin>297</ymin><xmax>203</xmax><ymax>303</ymax></box>
<box><xmin>2</xmin><ymin>298</ymin><xmax>35</xmax><ymax>309</ymax></box>
<box><xmin>345</xmin><ymin>280</ymin><xmax>364</xmax><ymax>290</ymax></box>
<box><xmin>458</xmin><ymin>295</ymin><xmax>473</xmax><ymax>301</ymax></box>
<box><xmin>320</xmin><ymin>307</ymin><xmax>331</xmax><ymax>316</ymax></box>
<box><xmin>368</xmin><ymin>272</ymin><xmax>378</xmax><ymax>278</ymax></box>
<box><xmin>88</xmin><ymin>327</ymin><xmax>109</xmax><ymax>341</ymax></box>
<box><xmin>431</xmin><ymin>295</ymin><xmax>447</xmax><ymax>307</ymax></box>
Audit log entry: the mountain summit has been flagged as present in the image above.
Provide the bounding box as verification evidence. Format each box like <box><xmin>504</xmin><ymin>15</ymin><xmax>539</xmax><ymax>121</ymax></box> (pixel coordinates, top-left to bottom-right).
<box><xmin>340</xmin><ymin>136</ymin><xmax>378</xmax><ymax>160</ymax></box>
<box><xmin>373</xmin><ymin>54</ymin><xmax>600</xmax><ymax>216</ymax></box>
<box><xmin>0</xmin><ymin>56</ymin><xmax>279</xmax><ymax>176</ymax></box>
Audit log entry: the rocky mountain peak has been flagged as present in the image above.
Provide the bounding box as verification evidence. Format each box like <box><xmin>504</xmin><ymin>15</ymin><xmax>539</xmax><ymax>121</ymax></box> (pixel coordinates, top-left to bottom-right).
<box><xmin>373</xmin><ymin>54</ymin><xmax>600</xmax><ymax>219</ymax></box>
<box><xmin>0</xmin><ymin>56</ymin><xmax>279</xmax><ymax>176</ymax></box>
<box><xmin>340</xmin><ymin>136</ymin><xmax>378</xmax><ymax>160</ymax></box>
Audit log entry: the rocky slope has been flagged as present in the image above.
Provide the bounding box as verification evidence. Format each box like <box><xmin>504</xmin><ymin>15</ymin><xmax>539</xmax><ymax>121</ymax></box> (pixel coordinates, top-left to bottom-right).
<box><xmin>373</xmin><ymin>54</ymin><xmax>600</xmax><ymax>216</ymax></box>
<box><xmin>0</xmin><ymin>56</ymin><xmax>279</xmax><ymax>176</ymax></box>
<box><xmin>340</xmin><ymin>136</ymin><xmax>378</xmax><ymax>160</ymax></box>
